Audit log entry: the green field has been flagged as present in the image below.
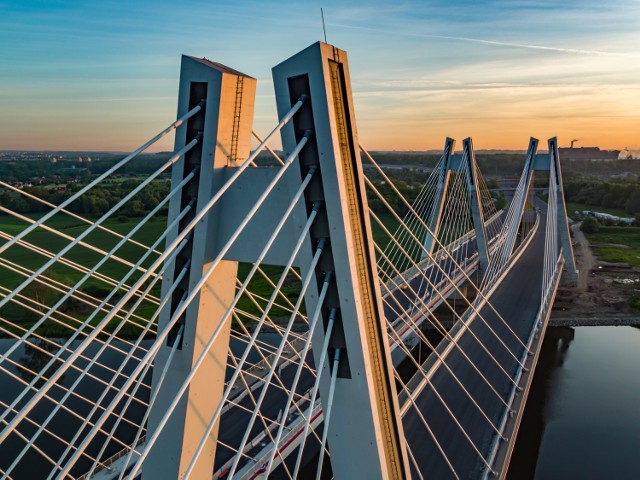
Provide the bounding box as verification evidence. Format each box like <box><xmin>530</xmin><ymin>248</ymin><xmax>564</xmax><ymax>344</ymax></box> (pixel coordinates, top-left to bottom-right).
<box><xmin>0</xmin><ymin>213</ymin><xmax>170</xmax><ymax>337</ymax></box>
<box><xmin>0</xmin><ymin>204</ymin><xmax>463</xmax><ymax>337</ymax></box>
<box><xmin>0</xmin><ymin>212</ymin><xmax>317</xmax><ymax>335</ymax></box>
<box><xmin>585</xmin><ymin>226</ymin><xmax>640</xmax><ymax>267</ymax></box>
<box><xmin>0</xmin><ymin>209</ymin><xmax>413</xmax><ymax>337</ymax></box>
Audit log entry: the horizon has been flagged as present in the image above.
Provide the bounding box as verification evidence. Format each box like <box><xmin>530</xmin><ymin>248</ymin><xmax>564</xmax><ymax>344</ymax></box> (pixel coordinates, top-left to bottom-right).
<box><xmin>1</xmin><ymin>1</ymin><xmax>639</xmax><ymax>152</ymax></box>
<box><xmin>1</xmin><ymin>146</ymin><xmax>634</xmax><ymax>155</ymax></box>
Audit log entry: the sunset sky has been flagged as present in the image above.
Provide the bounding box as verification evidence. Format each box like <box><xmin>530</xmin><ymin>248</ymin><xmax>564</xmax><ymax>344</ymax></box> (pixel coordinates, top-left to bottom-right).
<box><xmin>1</xmin><ymin>0</ymin><xmax>639</xmax><ymax>152</ymax></box>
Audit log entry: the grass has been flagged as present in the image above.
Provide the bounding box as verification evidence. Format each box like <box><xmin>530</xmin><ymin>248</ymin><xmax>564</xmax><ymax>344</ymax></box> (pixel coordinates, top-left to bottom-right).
<box><xmin>0</xmin><ymin>212</ymin><xmax>313</xmax><ymax>336</ymax></box>
<box><xmin>0</xmin><ymin>206</ymin><xmax>436</xmax><ymax>337</ymax></box>
<box><xmin>0</xmin><ymin>212</ymin><xmax>169</xmax><ymax>337</ymax></box>
<box><xmin>0</xmin><ymin>213</ymin><xmax>166</xmax><ymax>289</ymax></box>
<box><xmin>586</xmin><ymin>226</ymin><xmax>640</xmax><ymax>267</ymax></box>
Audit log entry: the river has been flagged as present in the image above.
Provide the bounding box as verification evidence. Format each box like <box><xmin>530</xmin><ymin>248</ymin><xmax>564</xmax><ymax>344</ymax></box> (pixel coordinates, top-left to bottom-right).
<box><xmin>1</xmin><ymin>326</ymin><xmax>639</xmax><ymax>478</ymax></box>
<box><xmin>508</xmin><ymin>325</ymin><xmax>640</xmax><ymax>479</ymax></box>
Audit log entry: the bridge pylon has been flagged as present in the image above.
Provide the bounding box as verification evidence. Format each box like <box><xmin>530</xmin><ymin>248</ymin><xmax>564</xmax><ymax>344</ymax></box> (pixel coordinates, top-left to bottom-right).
<box><xmin>421</xmin><ymin>137</ymin><xmax>490</xmax><ymax>272</ymax></box>
<box><xmin>145</xmin><ymin>43</ymin><xmax>410</xmax><ymax>479</ymax></box>
<box><xmin>144</xmin><ymin>56</ymin><xmax>257</xmax><ymax>479</ymax></box>
<box><xmin>422</xmin><ymin>137</ymin><xmax>454</xmax><ymax>258</ymax></box>
<box><xmin>498</xmin><ymin>138</ymin><xmax>539</xmax><ymax>267</ymax></box>
<box><xmin>462</xmin><ymin>137</ymin><xmax>490</xmax><ymax>272</ymax></box>
<box><xmin>498</xmin><ymin>137</ymin><xmax>577</xmax><ymax>283</ymax></box>
<box><xmin>272</xmin><ymin>42</ymin><xmax>410</xmax><ymax>479</ymax></box>
<box><xmin>538</xmin><ymin>137</ymin><xmax>578</xmax><ymax>282</ymax></box>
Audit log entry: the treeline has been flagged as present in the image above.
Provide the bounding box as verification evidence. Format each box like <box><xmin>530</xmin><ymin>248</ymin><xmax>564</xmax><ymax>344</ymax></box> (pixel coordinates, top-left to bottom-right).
<box><xmin>0</xmin><ymin>151</ymin><xmax>285</xmax><ymax>184</ymax></box>
<box><xmin>562</xmin><ymin>158</ymin><xmax>640</xmax><ymax>178</ymax></box>
<box><xmin>0</xmin><ymin>152</ymin><xmax>174</xmax><ymax>184</ymax></box>
<box><xmin>3</xmin><ymin>150</ymin><xmax>640</xmax><ymax>185</ymax></box>
<box><xmin>564</xmin><ymin>179</ymin><xmax>640</xmax><ymax>217</ymax></box>
<box><xmin>367</xmin><ymin>178</ymin><xmax>420</xmax><ymax>216</ymax></box>
<box><xmin>363</xmin><ymin>152</ymin><xmax>529</xmax><ymax>178</ymax></box>
<box><xmin>1</xmin><ymin>179</ymin><xmax>170</xmax><ymax>218</ymax></box>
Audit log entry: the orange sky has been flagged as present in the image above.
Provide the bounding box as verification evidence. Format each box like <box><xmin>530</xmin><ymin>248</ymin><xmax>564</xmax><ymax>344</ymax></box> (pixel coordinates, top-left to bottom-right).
<box><xmin>1</xmin><ymin>1</ymin><xmax>639</xmax><ymax>152</ymax></box>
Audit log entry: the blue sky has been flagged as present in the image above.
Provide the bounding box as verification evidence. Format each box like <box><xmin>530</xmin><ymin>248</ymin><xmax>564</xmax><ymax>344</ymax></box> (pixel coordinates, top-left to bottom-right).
<box><xmin>1</xmin><ymin>0</ymin><xmax>638</xmax><ymax>151</ymax></box>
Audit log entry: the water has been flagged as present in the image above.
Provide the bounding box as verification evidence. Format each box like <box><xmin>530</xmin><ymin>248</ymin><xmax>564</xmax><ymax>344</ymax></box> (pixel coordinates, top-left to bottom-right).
<box><xmin>508</xmin><ymin>326</ymin><xmax>640</xmax><ymax>479</ymax></box>
<box><xmin>2</xmin><ymin>327</ymin><xmax>639</xmax><ymax>478</ymax></box>
<box><xmin>0</xmin><ymin>332</ymin><xmax>287</xmax><ymax>479</ymax></box>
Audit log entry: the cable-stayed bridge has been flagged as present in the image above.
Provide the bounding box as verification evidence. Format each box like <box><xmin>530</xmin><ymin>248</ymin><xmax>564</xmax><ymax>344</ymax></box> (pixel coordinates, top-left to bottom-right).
<box><xmin>0</xmin><ymin>42</ymin><xmax>577</xmax><ymax>479</ymax></box>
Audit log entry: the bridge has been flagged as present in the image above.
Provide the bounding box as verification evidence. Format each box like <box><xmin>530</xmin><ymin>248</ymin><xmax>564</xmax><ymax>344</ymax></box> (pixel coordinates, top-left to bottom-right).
<box><xmin>0</xmin><ymin>42</ymin><xmax>577</xmax><ymax>479</ymax></box>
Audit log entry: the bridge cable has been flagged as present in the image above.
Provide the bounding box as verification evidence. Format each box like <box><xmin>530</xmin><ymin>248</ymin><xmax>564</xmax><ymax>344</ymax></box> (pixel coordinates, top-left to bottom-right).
<box><xmin>0</xmin><ymin>181</ymin><xmax>161</xmax><ymax>255</ymax></box>
<box><xmin>375</xmin><ymin>244</ymin><xmax>513</xmax><ymax>404</ymax></box>
<box><xmin>314</xmin><ymin>347</ymin><xmax>341</xmax><ymax>480</ymax></box>
<box><xmin>68</xmin><ymin>147</ymin><xmax>315</xmax><ymax>478</ymax></box>
<box><xmin>366</xmin><ymin>184</ymin><xmax>530</xmax><ymax>368</ymax></box>
<box><xmin>0</xmin><ymin>101</ymin><xmax>205</xmax><ymax>258</ymax></box>
<box><xmin>291</xmin><ymin>315</ymin><xmax>336</xmax><ymax>479</ymax></box>
<box><xmin>393</xmin><ymin>372</ymin><xmax>461</xmax><ymax>480</ymax></box>
<box><xmin>0</xmin><ymin>171</ymin><xmax>197</xmax><ymax>434</ymax></box>
<box><xmin>45</xmin><ymin>257</ymin><xmax>194</xmax><ymax>479</ymax></box>
<box><xmin>0</xmin><ymin>259</ymin><xmax>156</xmax><ymax>333</ymax></box>
<box><xmin>361</xmin><ymin>146</ymin><xmax>531</xmax><ymax>353</ymax></box>
<box><xmin>0</xmin><ymin>145</ymin><xmax>199</xmax><ymax>374</ymax></box>
<box><xmin>197</xmin><ymin>237</ymin><xmax>327</xmax><ymax>480</ymax></box>
<box><xmin>7</xmin><ymin>222</ymin><xmax>193</xmax><ymax>479</ymax></box>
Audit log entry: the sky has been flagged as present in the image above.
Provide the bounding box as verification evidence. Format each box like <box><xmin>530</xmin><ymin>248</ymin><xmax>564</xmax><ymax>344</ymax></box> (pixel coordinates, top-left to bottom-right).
<box><xmin>1</xmin><ymin>0</ymin><xmax>639</xmax><ymax>152</ymax></box>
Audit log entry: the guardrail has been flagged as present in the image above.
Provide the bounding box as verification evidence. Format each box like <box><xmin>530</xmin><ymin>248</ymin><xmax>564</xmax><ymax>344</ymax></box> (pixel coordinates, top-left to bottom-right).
<box><xmin>77</xmin><ymin>435</ymin><xmax>146</xmax><ymax>480</ymax></box>
<box><xmin>482</xmin><ymin>253</ymin><xmax>565</xmax><ymax>479</ymax></box>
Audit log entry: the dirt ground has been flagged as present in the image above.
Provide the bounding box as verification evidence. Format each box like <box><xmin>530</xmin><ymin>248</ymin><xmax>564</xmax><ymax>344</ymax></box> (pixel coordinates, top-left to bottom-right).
<box><xmin>552</xmin><ymin>222</ymin><xmax>640</xmax><ymax>319</ymax></box>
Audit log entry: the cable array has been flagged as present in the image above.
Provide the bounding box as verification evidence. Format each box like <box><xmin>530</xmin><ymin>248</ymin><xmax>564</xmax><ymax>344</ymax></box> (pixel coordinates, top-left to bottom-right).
<box><xmin>0</xmin><ymin>90</ymin><xmax>565</xmax><ymax>480</ymax></box>
<box><xmin>360</xmin><ymin>144</ymin><xmax>551</xmax><ymax>479</ymax></box>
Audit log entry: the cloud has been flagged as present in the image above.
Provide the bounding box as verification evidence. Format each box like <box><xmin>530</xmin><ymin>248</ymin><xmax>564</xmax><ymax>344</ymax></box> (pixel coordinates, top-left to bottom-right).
<box><xmin>329</xmin><ymin>22</ymin><xmax>640</xmax><ymax>58</ymax></box>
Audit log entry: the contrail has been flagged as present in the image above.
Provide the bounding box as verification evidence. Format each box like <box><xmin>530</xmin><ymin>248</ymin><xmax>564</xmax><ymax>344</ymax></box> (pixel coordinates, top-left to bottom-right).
<box><xmin>329</xmin><ymin>22</ymin><xmax>637</xmax><ymax>58</ymax></box>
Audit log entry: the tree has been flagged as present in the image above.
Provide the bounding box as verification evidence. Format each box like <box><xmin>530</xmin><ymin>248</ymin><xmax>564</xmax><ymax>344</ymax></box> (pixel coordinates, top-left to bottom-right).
<box><xmin>625</xmin><ymin>188</ymin><xmax>640</xmax><ymax>216</ymax></box>
<box><xmin>581</xmin><ymin>216</ymin><xmax>600</xmax><ymax>234</ymax></box>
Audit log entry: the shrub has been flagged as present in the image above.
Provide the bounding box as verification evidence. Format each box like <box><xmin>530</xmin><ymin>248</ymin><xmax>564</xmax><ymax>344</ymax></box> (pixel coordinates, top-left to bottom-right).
<box><xmin>581</xmin><ymin>216</ymin><xmax>600</xmax><ymax>234</ymax></box>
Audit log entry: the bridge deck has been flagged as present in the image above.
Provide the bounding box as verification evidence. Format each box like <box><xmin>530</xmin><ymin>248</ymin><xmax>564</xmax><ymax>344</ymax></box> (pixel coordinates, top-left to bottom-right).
<box><xmin>403</xmin><ymin>208</ymin><xmax>547</xmax><ymax>479</ymax></box>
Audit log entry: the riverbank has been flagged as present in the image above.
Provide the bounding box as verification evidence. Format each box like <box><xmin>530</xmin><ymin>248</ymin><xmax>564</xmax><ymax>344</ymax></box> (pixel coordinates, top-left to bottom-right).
<box><xmin>549</xmin><ymin>314</ymin><xmax>640</xmax><ymax>327</ymax></box>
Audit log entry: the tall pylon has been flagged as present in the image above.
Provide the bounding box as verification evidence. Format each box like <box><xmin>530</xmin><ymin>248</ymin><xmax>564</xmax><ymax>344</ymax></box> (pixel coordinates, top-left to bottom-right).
<box><xmin>422</xmin><ymin>137</ymin><xmax>455</xmax><ymax>258</ymax></box>
<box><xmin>144</xmin><ymin>56</ymin><xmax>257</xmax><ymax>479</ymax></box>
<box><xmin>145</xmin><ymin>43</ymin><xmax>409</xmax><ymax>479</ymax></box>
<box><xmin>541</xmin><ymin>137</ymin><xmax>578</xmax><ymax>282</ymax></box>
<box><xmin>499</xmin><ymin>138</ymin><xmax>539</xmax><ymax>267</ymax></box>
<box><xmin>500</xmin><ymin>137</ymin><xmax>578</xmax><ymax>282</ymax></box>
<box><xmin>273</xmin><ymin>42</ymin><xmax>410</xmax><ymax>479</ymax></box>
<box><xmin>421</xmin><ymin>138</ymin><xmax>490</xmax><ymax>272</ymax></box>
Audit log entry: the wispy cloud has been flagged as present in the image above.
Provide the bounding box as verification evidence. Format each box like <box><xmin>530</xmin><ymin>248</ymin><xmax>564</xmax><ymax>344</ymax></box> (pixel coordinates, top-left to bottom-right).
<box><xmin>330</xmin><ymin>22</ymin><xmax>640</xmax><ymax>58</ymax></box>
<box><xmin>0</xmin><ymin>0</ymin><xmax>638</xmax><ymax>150</ymax></box>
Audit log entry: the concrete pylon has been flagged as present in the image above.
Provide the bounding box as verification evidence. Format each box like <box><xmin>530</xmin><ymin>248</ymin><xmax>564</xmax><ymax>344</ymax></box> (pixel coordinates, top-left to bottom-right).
<box><xmin>273</xmin><ymin>42</ymin><xmax>410</xmax><ymax>479</ymax></box>
<box><xmin>500</xmin><ymin>137</ymin><xmax>538</xmax><ymax>265</ymax></box>
<box><xmin>144</xmin><ymin>56</ymin><xmax>256</xmax><ymax>480</ymax></box>
<box><xmin>503</xmin><ymin>137</ymin><xmax>578</xmax><ymax>283</ymax></box>
<box><xmin>462</xmin><ymin>137</ymin><xmax>490</xmax><ymax>272</ymax></box>
<box><xmin>421</xmin><ymin>138</ymin><xmax>490</xmax><ymax>272</ymax></box>
<box><xmin>547</xmin><ymin>138</ymin><xmax>578</xmax><ymax>282</ymax></box>
<box><xmin>422</xmin><ymin>138</ymin><xmax>455</xmax><ymax>258</ymax></box>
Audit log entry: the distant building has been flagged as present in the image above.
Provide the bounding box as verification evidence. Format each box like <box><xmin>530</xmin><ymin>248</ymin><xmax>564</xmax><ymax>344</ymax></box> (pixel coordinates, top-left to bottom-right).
<box><xmin>583</xmin><ymin>210</ymin><xmax>635</xmax><ymax>224</ymax></box>
<box><xmin>559</xmin><ymin>146</ymin><xmax>620</xmax><ymax>161</ymax></box>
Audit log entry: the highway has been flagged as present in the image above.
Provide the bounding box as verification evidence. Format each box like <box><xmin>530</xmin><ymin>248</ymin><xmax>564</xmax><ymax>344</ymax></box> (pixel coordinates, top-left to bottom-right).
<box><xmin>216</xmin><ymin>215</ymin><xmax>506</xmax><ymax>477</ymax></box>
<box><xmin>213</xmin><ymin>351</ymin><xmax>316</xmax><ymax>476</ymax></box>
<box><xmin>85</xmin><ymin>215</ymin><xmax>509</xmax><ymax>479</ymax></box>
<box><xmin>402</xmin><ymin>207</ymin><xmax>547</xmax><ymax>479</ymax></box>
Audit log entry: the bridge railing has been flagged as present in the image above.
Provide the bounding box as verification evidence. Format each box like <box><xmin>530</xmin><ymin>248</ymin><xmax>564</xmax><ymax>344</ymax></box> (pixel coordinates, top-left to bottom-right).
<box><xmin>483</xmin><ymin>253</ymin><xmax>564</xmax><ymax>479</ymax></box>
